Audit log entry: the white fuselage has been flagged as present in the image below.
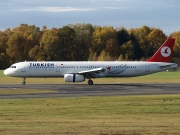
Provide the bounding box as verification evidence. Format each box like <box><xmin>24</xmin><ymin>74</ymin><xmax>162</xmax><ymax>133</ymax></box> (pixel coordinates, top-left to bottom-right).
<box><xmin>4</xmin><ymin>61</ymin><xmax>177</xmax><ymax>78</ymax></box>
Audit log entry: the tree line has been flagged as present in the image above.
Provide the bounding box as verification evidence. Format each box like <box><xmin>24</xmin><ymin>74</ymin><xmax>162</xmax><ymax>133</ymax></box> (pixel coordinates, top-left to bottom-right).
<box><xmin>0</xmin><ymin>23</ymin><xmax>180</xmax><ymax>69</ymax></box>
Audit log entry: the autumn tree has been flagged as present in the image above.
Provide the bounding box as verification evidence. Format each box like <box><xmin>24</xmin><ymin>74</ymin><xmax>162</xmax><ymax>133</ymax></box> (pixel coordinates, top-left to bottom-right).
<box><xmin>90</xmin><ymin>26</ymin><xmax>119</xmax><ymax>60</ymax></box>
<box><xmin>170</xmin><ymin>32</ymin><xmax>180</xmax><ymax>57</ymax></box>
<box><xmin>68</xmin><ymin>23</ymin><xmax>94</xmax><ymax>60</ymax></box>
<box><xmin>147</xmin><ymin>28</ymin><xmax>167</xmax><ymax>57</ymax></box>
<box><xmin>6</xmin><ymin>32</ymin><xmax>26</xmax><ymax>63</ymax></box>
<box><xmin>119</xmin><ymin>37</ymin><xmax>142</xmax><ymax>61</ymax></box>
<box><xmin>116</xmin><ymin>27</ymin><xmax>130</xmax><ymax>46</ymax></box>
<box><xmin>29</xmin><ymin>45</ymin><xmax>40</xmax><ymax>60</ymax></box>
<box><xmin>119</xmin><ymin>40</ymin><xmax>135</xmax><ymax>60</ymax></box>
<box><xmin>6</xmin><ymin>24</ymin><xmax>40</xmax><ymax>63</ymax></box>
<box><xmin>39</xmin><ymin>28</ymin><xmax>62</xmax><ymax>61</ymax></box>
<box><xmin>0</xmin><ymin>30</ymin><xmax>10</xmax><ymax>68</ymax></box>
<box><xmin>128</xmin><ymin>26</ymin><xmax>151</xmax><ymax>58</ymax></box>
<box><xmin>58</xmin><ymin>26</ymin><xmax>76</xmax><ymax>60</ymax></box>
<box><xmin>1</xmin><ymin>24</ymin><xmax>176</xmax><ymax>69</ymax></box>
<box><xmin>169</xmin><ymin>31</ymin><xmax>180</xmax><ymax>65</ymax></box>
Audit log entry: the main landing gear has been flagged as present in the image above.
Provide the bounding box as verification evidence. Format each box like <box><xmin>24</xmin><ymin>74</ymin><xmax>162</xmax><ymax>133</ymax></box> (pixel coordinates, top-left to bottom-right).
<box><xmin>88</xmin><ymin>79</ymin><xmax>93</xmax><ymax>85</ymax></box>
<box><xmin>22</xmin><ymin>77</ymin><xmax>26</xmax><ymax>85</ymax></box>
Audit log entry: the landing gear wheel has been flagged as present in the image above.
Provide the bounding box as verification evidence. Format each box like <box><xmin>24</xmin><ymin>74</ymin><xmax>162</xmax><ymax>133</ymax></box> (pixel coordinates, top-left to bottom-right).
<box><xmin>22</xmin><ymin>82</ymin><xmax>26</xmax><ymax>85</ymax></box>
<box><xmin>88</xmin><ymin>79</ymin><xmax>93</xmax><ymax>85</ymax></box>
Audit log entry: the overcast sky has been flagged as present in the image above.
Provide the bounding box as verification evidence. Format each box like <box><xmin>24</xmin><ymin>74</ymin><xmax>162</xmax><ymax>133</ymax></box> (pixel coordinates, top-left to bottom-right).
<box><xmin>0</xmin><ymin>0</ymin><xmax>179</xmax><ymax>35</ymax></box>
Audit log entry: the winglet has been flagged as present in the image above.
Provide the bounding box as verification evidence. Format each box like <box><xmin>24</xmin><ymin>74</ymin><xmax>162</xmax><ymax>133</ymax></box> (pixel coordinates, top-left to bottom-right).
<box><xmin>147</xmin><ymin>38</ymin><xmax>175</xmax><ymax>62</ymax></box>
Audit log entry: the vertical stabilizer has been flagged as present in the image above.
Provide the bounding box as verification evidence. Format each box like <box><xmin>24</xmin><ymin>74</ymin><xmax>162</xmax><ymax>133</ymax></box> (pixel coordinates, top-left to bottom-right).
<box><xmin>147</xmin><ymin>38</ymin><xmax>175</xmax><ymax>62</ymax></box>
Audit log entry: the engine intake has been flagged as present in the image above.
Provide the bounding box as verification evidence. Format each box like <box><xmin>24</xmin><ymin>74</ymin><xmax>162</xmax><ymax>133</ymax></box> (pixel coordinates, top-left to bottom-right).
<box><xmin>64</xmin><ymin>74</ymin><xmax>85</xmax><ymax>82</ymax></box>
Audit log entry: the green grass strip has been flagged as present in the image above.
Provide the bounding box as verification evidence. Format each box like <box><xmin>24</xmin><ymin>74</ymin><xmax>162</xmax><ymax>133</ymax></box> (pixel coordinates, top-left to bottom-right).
<box><xmin>0</xmin><ymin>95</ymin><xmax>180</xmax><ymax>135</ymax></box>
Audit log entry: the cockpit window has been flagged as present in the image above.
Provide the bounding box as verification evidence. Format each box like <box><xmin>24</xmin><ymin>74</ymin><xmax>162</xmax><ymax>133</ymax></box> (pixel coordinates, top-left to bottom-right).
<box><xmin>11</xmin><ymin>66</ymin><xmax>16</xmax><ymax>68</ymax></box>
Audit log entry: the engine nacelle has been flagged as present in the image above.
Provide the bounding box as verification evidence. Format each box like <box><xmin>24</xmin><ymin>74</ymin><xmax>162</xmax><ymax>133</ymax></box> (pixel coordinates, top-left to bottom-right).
<box><xmin>64</xmin><ymin>74</ymin><xmax>85</xmax><ymax>82</ymax></box>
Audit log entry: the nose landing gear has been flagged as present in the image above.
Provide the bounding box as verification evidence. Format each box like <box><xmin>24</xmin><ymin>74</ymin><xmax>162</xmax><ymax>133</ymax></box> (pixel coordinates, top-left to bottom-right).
<box><xmin>22</xmin><ymin>77</ymin><xmax>26</xmax><ymax>85</ymax></box>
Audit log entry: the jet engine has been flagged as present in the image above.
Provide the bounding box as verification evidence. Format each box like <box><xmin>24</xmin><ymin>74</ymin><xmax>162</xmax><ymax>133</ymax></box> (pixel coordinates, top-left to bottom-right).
<box><xmin>64</xmin><ymin>74</ymin><xmax>85</xmax><ymax>82</ymax></box>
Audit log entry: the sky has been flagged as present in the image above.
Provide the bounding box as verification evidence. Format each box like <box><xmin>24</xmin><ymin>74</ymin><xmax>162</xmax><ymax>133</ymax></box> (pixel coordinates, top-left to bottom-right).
<box><xmin>0</xmin><ymin>0</ymin><xmax>180</xmax><ymax>35</ymax></box>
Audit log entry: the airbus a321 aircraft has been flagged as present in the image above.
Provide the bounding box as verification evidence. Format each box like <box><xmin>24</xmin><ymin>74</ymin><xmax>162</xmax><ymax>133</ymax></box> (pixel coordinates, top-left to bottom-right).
<box><xmin>4</xmin><ymin>38</ymin><xmax>177</xmax><ymax>85</ymax></box>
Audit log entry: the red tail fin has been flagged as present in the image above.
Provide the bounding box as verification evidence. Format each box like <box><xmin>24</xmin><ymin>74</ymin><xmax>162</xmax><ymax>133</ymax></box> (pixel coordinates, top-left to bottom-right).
<box><xmin>147</xmin><ymin>38</ymin><xmax>175</xmax><ymax>62</ymax></box>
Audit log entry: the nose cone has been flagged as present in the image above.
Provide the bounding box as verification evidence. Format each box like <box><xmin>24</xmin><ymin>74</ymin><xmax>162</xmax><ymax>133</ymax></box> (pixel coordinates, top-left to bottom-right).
<box><xmin>4</xmin><ymin>69</ymin><xmax>10</xmax><ymax>76</ymax></box>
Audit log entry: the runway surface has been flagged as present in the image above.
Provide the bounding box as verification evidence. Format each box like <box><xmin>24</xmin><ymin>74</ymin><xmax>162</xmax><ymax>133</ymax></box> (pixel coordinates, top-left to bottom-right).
<box><xmin>0</xmin><ymin>83</ymin><xmax>180</xmax><ymax>99</ymax></box>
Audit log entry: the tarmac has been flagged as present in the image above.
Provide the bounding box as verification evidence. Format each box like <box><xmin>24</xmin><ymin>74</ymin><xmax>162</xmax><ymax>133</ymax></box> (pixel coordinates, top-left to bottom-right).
<box><xmin>0</xmin><ymin>83</ymin><xmax>180</xmax><ymax>99</ymax></box>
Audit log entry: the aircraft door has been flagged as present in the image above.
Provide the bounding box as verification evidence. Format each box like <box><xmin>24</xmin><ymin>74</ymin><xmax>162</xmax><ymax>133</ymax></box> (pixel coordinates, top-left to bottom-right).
<box><xmin>145</xmin><ymin>64</ymin><xmax>150</xmax><ymax>72</ymax></box>
<box><xmin>56</xmin><ymin>63</ymin><xmax>60</xmax><ymax>72</ymax></box>
<box><xmin>21</xmin><ymin>63</ymin><xmax>26</xmax><ymax>72</ymax></box>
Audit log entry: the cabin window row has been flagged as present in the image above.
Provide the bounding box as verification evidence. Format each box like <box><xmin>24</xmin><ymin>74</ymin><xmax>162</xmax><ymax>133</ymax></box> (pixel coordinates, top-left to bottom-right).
<box><xmin>105</xmin><ymin>66</ymin><xmax>137</xmax><ymax>68</ymax></box>
<box><xmin>61</xmin><ymin>66</ymin><xmax>100</xmax><ymax>68</ymax></box>
<box><xmin>29</xmin><ymin>66</ymin><xmax>137</xmax><ymax>69</ymax></box>
<box><xmin>60</xmin><ymin>66</ymin><xmax>137</xmax><ymax>69</ymax></box>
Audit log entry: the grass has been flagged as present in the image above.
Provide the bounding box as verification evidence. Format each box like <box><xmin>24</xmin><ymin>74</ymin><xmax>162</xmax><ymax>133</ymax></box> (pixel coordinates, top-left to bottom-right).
<box><xmin>0</xmin><ymin>70</ymin><xmax>180</xmax><ymax>84</ymax></box>
<box><xmin>0</xmin><ymin>95</ymin><xmax>180</xmax><ymax>135</ymax></box>
<box><xmin>0</xmin><ymin>70</ymin><xmax>180</xmax><ymax>134</ymax></box>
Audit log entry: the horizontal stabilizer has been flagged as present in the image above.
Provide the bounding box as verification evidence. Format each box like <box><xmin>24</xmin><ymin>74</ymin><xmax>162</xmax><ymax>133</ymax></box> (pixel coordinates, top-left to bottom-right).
<box><xmin>159</xmin><ymin>63</ymin><xmax>177</xmax><ymax>69</ymax></box>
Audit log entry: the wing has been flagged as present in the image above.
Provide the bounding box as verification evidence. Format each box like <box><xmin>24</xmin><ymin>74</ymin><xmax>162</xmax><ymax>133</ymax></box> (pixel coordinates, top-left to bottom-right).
<box><xmin>78</xmin><ymin>67</ymin><xmax>105</xmax><ymax>74</ymax></box>
<box><xmin>68</xmin><ymin>67</ymin><xmax>105</xmax><ymax>78</ymax></box>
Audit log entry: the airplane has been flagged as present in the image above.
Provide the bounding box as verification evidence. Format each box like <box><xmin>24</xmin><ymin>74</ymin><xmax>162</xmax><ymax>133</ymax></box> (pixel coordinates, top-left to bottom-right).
<box><xmin>4</xmin><ymin>38</ymin><xmax>178</xmax><ymax>85</ymax></box>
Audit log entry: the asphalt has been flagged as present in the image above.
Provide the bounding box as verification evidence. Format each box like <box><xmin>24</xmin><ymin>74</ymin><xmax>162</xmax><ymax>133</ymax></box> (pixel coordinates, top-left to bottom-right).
<box><xmin>0</xmin><ymin>83</ymin><xmax>180</xmax><ymax>99</ymax></box>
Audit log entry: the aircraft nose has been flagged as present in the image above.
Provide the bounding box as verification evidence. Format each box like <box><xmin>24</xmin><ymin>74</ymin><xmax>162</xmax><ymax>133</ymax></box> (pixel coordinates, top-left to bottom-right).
<box><xmin>4</xmin><ymin>69</ymin><xmax>10</xmax><ymax>76</ymax></box>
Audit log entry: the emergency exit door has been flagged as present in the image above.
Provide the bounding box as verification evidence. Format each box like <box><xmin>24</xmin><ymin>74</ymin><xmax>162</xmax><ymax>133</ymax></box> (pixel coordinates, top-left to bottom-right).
<box><xmin>21</xmin><ymin>63</ymin><xmax>26</xmax><ymax>72</ymax></box>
